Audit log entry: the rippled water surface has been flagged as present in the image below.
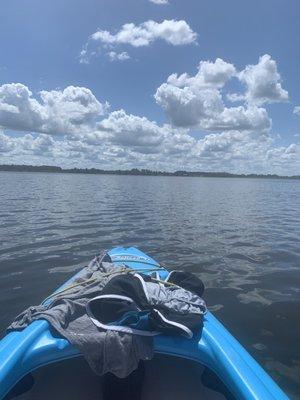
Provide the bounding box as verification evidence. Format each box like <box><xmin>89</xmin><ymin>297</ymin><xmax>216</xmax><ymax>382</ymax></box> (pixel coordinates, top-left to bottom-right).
<box><xmin>0</xmin><ymin>172</ymin><xmax>299</xmax><ymax>398</ymax></box>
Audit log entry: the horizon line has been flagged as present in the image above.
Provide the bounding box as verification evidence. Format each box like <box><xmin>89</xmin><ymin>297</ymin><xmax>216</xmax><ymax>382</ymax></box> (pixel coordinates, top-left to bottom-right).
<box><xmin>0</xmin><ymin>164</ymin><xmax>299</xmax><ymax>179</ymax></box>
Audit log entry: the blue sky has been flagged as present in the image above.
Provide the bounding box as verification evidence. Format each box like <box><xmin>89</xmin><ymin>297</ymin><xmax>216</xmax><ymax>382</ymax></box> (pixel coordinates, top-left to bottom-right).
<box><xmin>0</xmin><ymin>0</ymin><xmax>299</xmax><ymax>174</ymax></box>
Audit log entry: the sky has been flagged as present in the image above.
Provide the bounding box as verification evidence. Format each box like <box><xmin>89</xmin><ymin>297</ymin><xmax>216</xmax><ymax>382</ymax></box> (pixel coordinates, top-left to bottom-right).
<box><xmin>0</xmin><ymin>0</ymin><xmax>299</xmax><ymax>175</ymax></box>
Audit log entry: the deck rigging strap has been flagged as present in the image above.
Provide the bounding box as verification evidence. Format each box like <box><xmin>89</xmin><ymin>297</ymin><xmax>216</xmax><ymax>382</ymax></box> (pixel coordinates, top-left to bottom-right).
<box><xmin>41</xmin><ymin>266</ymin><xmax>179</xmax><ymax>305</ymax></box>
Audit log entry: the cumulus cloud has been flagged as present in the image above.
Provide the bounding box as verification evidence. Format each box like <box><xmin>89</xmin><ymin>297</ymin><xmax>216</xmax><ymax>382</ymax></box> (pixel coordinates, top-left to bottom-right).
<box><xmin>155</xmin><ymin>55</ymin><xmax>291</xmax><ymax>133</ymax></box>
<box><xmin>0</xmin><ymin>83</ymin><xmax>46</xmax><ymax>132</ymax></box>
<box><xmin>266</xmin><ymin>144</ymin><xmax>300</xmax><ymax>172</ymax></box>
<box><xmin>0</xmin><ymin>83</ymin><xmax>109</xmax><ymax>135</ymax></box>
<box><xmin>0</xmin><ymin>131</ymin><xmax>16</xmax><ymax>153</ymax></box>
<box><xmin>80</xmin><ymin>19</ymin><xmax>196</xmax><ymax>62</ymax></box>
<box><xmin>236</xmin><ymin>54</ymin><xmax>289</xmax><ymax>105</ymax></box>
<box><xmin>1</xmin><ymin>128</ymin><xmax>299</xmax><ymax>175</ymax></box>
<box><xmin>97</xmin><ymin>109</ymin><xmax>165</xmax><ymax>149</ymax></box>
<box><xmin>191</xmin><ymin>131</ymin><xmax>299</xmax><ymax>175</ymax></box>
<box><xmin>167</xmin><ymin>58</ymin><xmax>236</xmax><ymax>89</ymax></box>
<box><xmin>0</xmin><ymin>132</ymin><xmax>55</xmax><ymax>156</ymax></box>
<box><xmin>86</xmin><ymin>109</ymin><xmax>194</xmax><ymax>156</ymax></box>
<box><xmin>0</xmin><ymin>114</ymin><xmax>194</xmax><ymax>167</ymax></box>
<box><xmin>201</xmin><ymin>105</ymin><xmax>270</xmax><ymax>132</ymax></box>
<box><xmin>155</xmin><ymin>58</ymin><xmax>271</xmax><ymax>132</ymax></box>
<box><xmin>91</xmin><ymin>20</ymin><xmax>197</xmax><ymax>47</ymax></box>
<box><xmin>191</xmin><ymin>131</ymin><xmax>254</xmax><ymax>165</ymax></box>
<box><xmin>293</xmin><ymin>106</ymin><xmax>300</xmax><ymax>115</ymax></box>
<box><xmin>0</xmin><ymin>59</ymin><xmax>297</xmax><ymax>175</ymax></box>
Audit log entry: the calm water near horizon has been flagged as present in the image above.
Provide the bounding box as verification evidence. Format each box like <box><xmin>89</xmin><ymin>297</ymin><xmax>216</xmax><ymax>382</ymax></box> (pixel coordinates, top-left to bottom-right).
<box><xmin>0</xmin><ymin>171</ymin><xmax>299</xmax><ymax>398</ymax></box>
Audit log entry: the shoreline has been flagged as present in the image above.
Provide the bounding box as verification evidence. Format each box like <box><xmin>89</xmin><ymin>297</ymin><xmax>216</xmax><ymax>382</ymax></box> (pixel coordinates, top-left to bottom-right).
<box><xmin>0</xmin><ymin>164</ymin><xmax>299</xmax><ymax>180</ymax></box>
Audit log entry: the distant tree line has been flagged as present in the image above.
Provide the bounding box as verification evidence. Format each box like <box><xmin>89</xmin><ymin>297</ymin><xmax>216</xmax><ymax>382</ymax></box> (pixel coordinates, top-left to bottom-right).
<box><xmin>0</xmin><ymin>164</ymin><xmax>299</xmax><ymax>179</ymax></box>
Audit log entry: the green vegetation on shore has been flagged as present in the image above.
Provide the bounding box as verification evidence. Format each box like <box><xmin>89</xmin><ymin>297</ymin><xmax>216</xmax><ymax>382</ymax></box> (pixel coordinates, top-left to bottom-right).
<box><xmin>0</xmin><ymin>164</ymin><xmax>299</xmax><ymax>179</ymax></box>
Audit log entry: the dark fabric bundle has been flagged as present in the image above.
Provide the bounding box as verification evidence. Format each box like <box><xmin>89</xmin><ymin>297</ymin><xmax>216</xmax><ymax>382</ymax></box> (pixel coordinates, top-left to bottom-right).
<box><xmin>86</xmin><ymin>272</ymin><xmax>206</xmax><ymax>338</ymax></box>
<box><xmin>166</xmin><ymin>270</ymin><xmax>205</xmax><ymax>297</ymax></box>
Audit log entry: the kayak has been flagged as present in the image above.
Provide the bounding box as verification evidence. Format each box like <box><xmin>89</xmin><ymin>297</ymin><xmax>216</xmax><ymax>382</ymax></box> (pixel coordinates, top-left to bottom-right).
<box><xmin>0</xmin><ymin>246</ymin><xmax>288</xmax><ymax>400</ymax></box>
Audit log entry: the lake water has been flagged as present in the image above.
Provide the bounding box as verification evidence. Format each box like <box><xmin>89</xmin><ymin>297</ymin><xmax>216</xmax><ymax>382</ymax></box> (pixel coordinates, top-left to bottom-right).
<box><xmin>0</xmin><ymin>172</ymin><xmax>299</xmax><ymax>398</ymax></box>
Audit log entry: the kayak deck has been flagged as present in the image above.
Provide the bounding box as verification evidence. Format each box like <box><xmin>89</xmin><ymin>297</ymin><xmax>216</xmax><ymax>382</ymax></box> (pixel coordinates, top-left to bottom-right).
<box><xmin>0</xmin><ymin>247</ymin><xmax>289</xmax><ymax>400</ymax></box>
<box><xmin>5</xmin><ymin>354</ymin><xmax>230</xmax><ymax>400</ymax></box>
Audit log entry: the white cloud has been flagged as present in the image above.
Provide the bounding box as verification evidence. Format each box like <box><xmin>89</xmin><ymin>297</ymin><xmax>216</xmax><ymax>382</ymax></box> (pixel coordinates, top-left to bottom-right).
<box><xmin>266</xmin><ymin>144</ymin><xmax>300</xmax><ymax>170</ymax></box>
<box><xmin>20</xmin><ymin>133</ymin><xmax>55</xmax><ymax>155</ymax></box>
<box><xmin>0</xmin><ymin>131</ymin><xmax>16</xmax><ymax>153</ymax></box>
<box><xmin>80</xmin><ymin>19</ymin><xmax>197</xmax><ymax>62</ymax></box>
<box><xmin>0</xmin><ymin>132</ymin><xmax>55</xmax><ymax>156</ymax></box>
<box><xmin>39</xmin><ymin>86</ymin><xmax>109</xmax><ymax>134</ymax></box>
<box><xmin>293</xmin><ymin>106</ymin><xmax>300</xmax><ymax>115</ymax></box>
<box><xmin>0</xmin><ymin>83</ymin><xmax>46</xmax><ymax>132</ymax></box>
<box><xmin>149</xmin><ymin>0</ymin><xmax>169</xmax><ymax>4</ymax></box>
<box><xmin>78</xmin><ymin>45</ymin><xmax>89</xmax><ymax>64</ymax></box>
<box><xmin>0</xmin><ymin>83</ymin><xmax>109</xmax><ymax>135</ymax></box>
<box><xmin>167</xmin><ymin>58</ymin><xmax>236</xmax><ymax>89</ymax></box>
<box><xmin>91</xmin><ymin>20</ymin><xmax>197</xmax><ymax>47</ymax></box>
<box><xmin>155</xmin><ymin>84</ymin><xmax>220</xmax><ymax>127</ymax></box>
<box><xmin>0</xmin><ymin>70</ymin><xmax>297</xmax><ymax>175</ymax></box>
<box><xmin>107</xmin><ymin>51</ymin><xmax>130</xmax><ymax>62</ymax></box>
<box><xmin>91</xmin><ymin>109</ymin><xmax>194</xmax><ymax>156</ymax></box>
<box><xmin>1</xmin><ymin>129</ymin><xmax>299</xmax><ymax>175</ymax></box>
<box><xmin>97</xmin><ymin>109</ymin><xmax>165</xmax><ymax>149</ymax></box>
<box><xmin>0</xmin><ymin>115</ymin><xmax>195</xmax><ymax>167</ymax></box>
<box><xmin>201</xmin><ymin>105</ymin><xmax>271</xmax><ymax>132</ymax></box>
<box><xmin>226</xmin><ymin>92</ymin><xmax>245</xmax><ymax>103</ymax></box>
<box><xmin>237</xmin><ymin>54</ymin><xmax>289</xmax><ymax>105</ymax></box>
<box><xmin>155</xmin><ymin>58</ymin><xmax>271</xmax><ymax>132</ymax></box>
<box><xmin>191</xmin><ymin>131</ymin><xmax>253</xmax><ymax>164</ymax></box>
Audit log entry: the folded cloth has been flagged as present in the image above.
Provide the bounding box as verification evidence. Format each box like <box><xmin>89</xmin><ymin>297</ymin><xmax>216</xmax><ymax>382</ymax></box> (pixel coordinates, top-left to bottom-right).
<box><xmin>7</xmin><ymin>252</ymin><xmax>154</xmax><ymax>378</ymax></box>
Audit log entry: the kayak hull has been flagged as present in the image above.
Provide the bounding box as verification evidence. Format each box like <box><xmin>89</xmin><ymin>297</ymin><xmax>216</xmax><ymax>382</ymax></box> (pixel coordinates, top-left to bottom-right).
<box><xmin>0</xmin><ymin>247</ymin><xmax>289</xmax><ymax>399</ymax></box>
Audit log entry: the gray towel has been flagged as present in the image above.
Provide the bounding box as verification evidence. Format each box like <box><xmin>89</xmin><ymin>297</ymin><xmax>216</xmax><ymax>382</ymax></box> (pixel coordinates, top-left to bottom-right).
<box><xmin>7</xmin><ymin>254</ymin><xmax>154</xmax><ymax>378</ymax></box>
